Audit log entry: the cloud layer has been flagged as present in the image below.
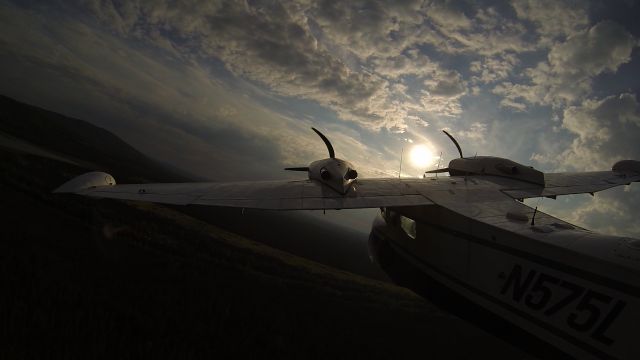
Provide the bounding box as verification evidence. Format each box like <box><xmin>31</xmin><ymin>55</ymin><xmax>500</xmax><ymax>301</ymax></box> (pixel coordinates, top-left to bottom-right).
<box><xmin>1</xmin><ymin>0</ymin><xmax>639</xmax><ymax>235</ymax></box>
<box><xmin>72</xmin><ymin>0</ymin><xmax>614</xmax><ymax>130</ymax></box>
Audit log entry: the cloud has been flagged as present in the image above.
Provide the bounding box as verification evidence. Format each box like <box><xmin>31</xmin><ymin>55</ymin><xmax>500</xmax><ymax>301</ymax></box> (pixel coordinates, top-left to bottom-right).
<box><xmin>427</xmin><ymin>76</ymin><xmax>466</xmax><ymax>97</ymax></box>
<box><xmin>369</xmin><ymin>50</ymin><xmax>441</xmax><ymax>80</ymax></box>
<box><xmin>0</xmin><ymin>0</ymin><xmax>416</xmax><ymax>179</ymax></box>
<box><xmin>69</xmin><ymin>0</ymin><xmax>410</xmax><ymax>130</ymax></box>
<box><xmin>425</xmin><ymin>0</ymin><xmax>472</xmax><ymax>31</ymax></box>
<box><xmin>548</xmin><ymin>20</ymin><xmax>636</xmax><ymax>77</ymax></box>
<box><xmin>531</xmin><ymin>93</ymin><xmax>640</xmax><ymax>171</ymax></box>
<box><xmin>560</xmin><ymin>93</ymin><xmax>640</xmax><ymax>169</ymax></box>
<box><xmin>456</xmin><ymin>122</ymin><xmax>488</xmax><ymax>143</ymax></box>
<box><xmin>423</xmin><ymin>5</ymin><xmax>532</xmax><ymax>56</ymax></box>
<box><xmin>526</xmin><ymin>91</ymin><xmax>640</xmax><ymax>240</ymax></box>
<box><xmin>493</xmin><ymin>21</ymin><xmax>637</xmax><ymax>109</ymax></box>
<box><xmin>307</xmin><ymin>0</ymin><xmax>425</xmax><ymax>60</ymax></box>
<box><xmin>75</xmin><ymin>0</ymin><xmax>631</xmax><ymax>133</ymax></box>
<box><xmin>568</xmin><ymin>189</ymin><xmax>640</xmax><ymax>237</ymax></box>
<box><xmin>410</xmin><ymin>116</ymin><xmax>430</xmax><ymax>127</ymax></box>
<box><xmin>512</xmin><ymin>0</ymin><xmax>589</xmax><ymax>46</ymax></box>
<box><xmin>537</xmin><ymin>187</ymin><xmax>640</xmax><ymax>238</ymax></box>
<box><xmin>492</xmin><ymin>80</ymin><xmax>547</xmax><ymax>109</ymax></box>
<box><xmin>3</xmin><ymin>1</ymin><xmax>637</xmax><ymax>152</ymax></box>
<box><xmin>470</xmin><ymin>53</ymin><xmax>519</xmax><ymax>84</ymax></box>
<box><xmin>69</xmin><ymin>0</ymin><xmax>556</xmax><ymax>129</ymax></box>
<box><xmin>1</xmin><ymin>0</ymin><xmax>639</xmax><ymax>239</ymax></box>
<box><xmin>0</xmin><ymin>2</ymin><xmax>324</xmax><ymax>179</ymax></box>
<box><xmin>419</xmin><ymin>70</ymin><xmax>467</xmax><ymax>117</ymax></box>
<box><xmin>498</xmin><ymin>97</ymin><xmax>528</xmax><ymax>112</ymax></box>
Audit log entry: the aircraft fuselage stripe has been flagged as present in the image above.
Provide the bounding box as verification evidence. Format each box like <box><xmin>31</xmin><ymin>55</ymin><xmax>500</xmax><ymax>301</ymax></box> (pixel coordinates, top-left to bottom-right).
<box><xmin>388</xmin><ymin>239</ymin><xmax>618</xmax><ymax>360</ymax></box>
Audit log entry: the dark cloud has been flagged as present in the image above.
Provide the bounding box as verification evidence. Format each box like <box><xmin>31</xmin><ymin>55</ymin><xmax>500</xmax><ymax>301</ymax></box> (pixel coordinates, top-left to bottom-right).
<box><xmin>560</xmin><ymin>93</ymin><xmax>640</xmax><ymax>170</ymax></box>
<box><xmin>548</xmin><ymin>20</ymin><xmax>636</xmax><ymax>77</ymax></box>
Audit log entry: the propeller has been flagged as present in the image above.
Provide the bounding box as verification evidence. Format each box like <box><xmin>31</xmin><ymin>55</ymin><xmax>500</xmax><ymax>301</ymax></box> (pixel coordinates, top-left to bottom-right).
<box><xmin>285</xmin><ymin>127</ymin><xmax>335</xmax><ymax>172</ymax></box>
<box><xmin>312</xmin><ymin>127</ymin><xmax>335</xmax><ymax>158</ymax></box>
<box><xmin>442</xmin><ymin>130</ymin><xmax>463</xmax><ymax>158</ymax></box>
<box><xmin>424</xmin><ymin>168</ymin><xmax>450</xmax><ymax>174</ymax></box>
<box><xmin>284</xmin><ymin>166</ymin><xmax>309</xmax><ymax>171</ymax></box>
<box><xmin>424</xmin><ymin>130</ymin><xmax>463</xmax><ymax>175</ymax></box>
<box><xmin>284</xmin><ymin>127</ymin><xmax>357</xmax><ymax>194</ymax></box>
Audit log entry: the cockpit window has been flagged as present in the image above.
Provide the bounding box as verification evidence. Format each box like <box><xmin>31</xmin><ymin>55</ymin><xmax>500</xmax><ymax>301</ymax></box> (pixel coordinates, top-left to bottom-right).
<box><xmin>400</xmin><ymin>216</ymin><xmax>416</xmax><ymax>239</ymax></box>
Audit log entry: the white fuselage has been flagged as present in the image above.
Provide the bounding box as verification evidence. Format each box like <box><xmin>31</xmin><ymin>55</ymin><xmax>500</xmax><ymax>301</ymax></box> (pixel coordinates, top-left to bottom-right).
<box><xmin>369</xmin><ymin>202</ymin><xmax>639</xmax><ymax>360</ymax></box>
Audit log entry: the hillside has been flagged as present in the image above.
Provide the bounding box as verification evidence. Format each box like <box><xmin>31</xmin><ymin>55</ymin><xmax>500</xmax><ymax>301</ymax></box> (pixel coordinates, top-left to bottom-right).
<box><xmin>0</xmin><ymin>95</ymin><xmax>528</xmax><ymax>359</ymax></box>
<box><xmin>0</xmin><ymin>95</ymin><xmax>192</xmax><ymax>183</ymax></box>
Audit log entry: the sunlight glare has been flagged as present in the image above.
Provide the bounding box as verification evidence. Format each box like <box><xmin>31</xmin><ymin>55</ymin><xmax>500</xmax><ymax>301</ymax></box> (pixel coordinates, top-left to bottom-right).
<box><xmin>409</xmin><ymin>145</ymin><xmax>433</xmax><ymax>168</ymax></box>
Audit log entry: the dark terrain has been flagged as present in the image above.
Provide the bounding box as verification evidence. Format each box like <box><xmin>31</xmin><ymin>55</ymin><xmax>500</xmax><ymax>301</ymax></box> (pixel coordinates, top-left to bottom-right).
<box><xmin>0</xmin><ymin>95</ymin><xmax>528</xmax><ymax>359</ymax></box>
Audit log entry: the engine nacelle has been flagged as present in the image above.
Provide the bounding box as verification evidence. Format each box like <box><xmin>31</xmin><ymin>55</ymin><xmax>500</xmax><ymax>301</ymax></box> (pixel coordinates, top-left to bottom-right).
<box><xmin>448</xmin><ymin>156</ymin><xmax>545</xmax><ymax>185</ymax></box>
<box><xmin>308</xmin><ymin>157</ymin><xmax>358</xmax><ymax>194</ymax></box>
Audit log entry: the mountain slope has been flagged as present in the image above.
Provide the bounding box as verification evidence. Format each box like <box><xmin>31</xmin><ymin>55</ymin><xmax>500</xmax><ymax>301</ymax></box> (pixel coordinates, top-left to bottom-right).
<box><xmin>0</xmin><ymin>94</ymin><xmax>190</xmax><ymax>183</ymax></box>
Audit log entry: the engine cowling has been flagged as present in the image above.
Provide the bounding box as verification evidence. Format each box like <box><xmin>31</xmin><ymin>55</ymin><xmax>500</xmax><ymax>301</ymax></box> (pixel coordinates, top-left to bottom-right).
<box><xmin>447</xmin><ymin>156</ymin><xmax>545</xmax><ymax>185</ymax></box>
<box><xmin>308</xmin><ymin>158</ymin><xmax>357</xmax><ymax>194</ymax></box>
<box><xmin>284</xmin><ymin>127</ymin><xmax>358</xmax><ymax>195</ymax></box>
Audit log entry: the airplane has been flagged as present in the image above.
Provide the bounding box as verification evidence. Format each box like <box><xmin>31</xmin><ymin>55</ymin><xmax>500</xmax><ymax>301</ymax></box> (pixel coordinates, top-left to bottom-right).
<box><xmin>54</xmin><ymin>128</ymin><xmax>640</xmax><ymax>360</ymax></box>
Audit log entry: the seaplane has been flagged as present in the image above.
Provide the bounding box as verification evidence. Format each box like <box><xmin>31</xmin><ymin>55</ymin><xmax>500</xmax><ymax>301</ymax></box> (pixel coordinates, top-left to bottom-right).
<box><xmin>55</xmin><ymin>128</ymin><xmax>640</xmax><ymax>360</ymax></box>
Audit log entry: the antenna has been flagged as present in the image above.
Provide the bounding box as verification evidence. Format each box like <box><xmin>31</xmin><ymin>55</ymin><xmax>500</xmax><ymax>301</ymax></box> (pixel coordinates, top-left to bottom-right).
<box><xmin>531</xmin><ymin>197</ymin><xmax>543</xmax><ymax>226</ymax></box>
<box><xmin>531</xmin><ymin>207</ymin><xmax>538</xmax><ymax>226</ymax></box>
<box><xmin>399</xmin><ymin>146</ymin><xmax>404</xmax><ymax>179</ymax></box>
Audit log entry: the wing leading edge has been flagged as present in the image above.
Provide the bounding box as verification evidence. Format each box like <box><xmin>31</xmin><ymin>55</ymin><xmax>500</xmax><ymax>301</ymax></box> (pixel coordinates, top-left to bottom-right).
<box><xmin>54</xmin><ymin>172</ymin><xmax>433</xmax><ymax>210</ymax></box>
<box><xmin>54</xmin><ymin>160</ymin><xmax>640</xmax><ymax>209</ymax></box>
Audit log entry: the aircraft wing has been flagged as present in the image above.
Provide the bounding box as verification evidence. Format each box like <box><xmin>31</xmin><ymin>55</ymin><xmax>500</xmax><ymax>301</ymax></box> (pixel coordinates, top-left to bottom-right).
<box><xmin>54</xmin><ymin>161</ymin><xmax>640</xmax><ymax>209</ymax></box>
<box><xmin>502</xmin><ymin>161</ymin><xmax>640</xmax><ymax>200</ymax></box>
<box><xmin>54</xmin><ymin>172</ymin><xmax>433</xmax><ymax>210</ymax></box>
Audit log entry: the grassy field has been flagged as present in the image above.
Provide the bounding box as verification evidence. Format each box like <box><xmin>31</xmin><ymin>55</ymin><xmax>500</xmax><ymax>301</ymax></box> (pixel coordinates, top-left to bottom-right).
<box><xmin>0</xmin><ymin>96</ymin><xmax>528</xmax><ymax>359</ymax></box>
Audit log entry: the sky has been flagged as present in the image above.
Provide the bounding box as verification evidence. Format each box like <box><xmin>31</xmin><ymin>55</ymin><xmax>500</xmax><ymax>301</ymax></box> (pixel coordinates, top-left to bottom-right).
<box><xmin>0</xmin><ymin>0</ymin><xmax>639</xmax><ymax>237</ymax></box>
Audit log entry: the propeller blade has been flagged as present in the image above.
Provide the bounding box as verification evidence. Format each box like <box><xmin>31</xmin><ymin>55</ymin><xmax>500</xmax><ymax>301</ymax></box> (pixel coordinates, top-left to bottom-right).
<box><xmin>424</xmin><ymin>168</ymin><xmax>450</xmax><ymax>174</ymax></box>
<box><xmin>442</xmin><ymin>130</ymin><xmax>463</xmax><ymax>158</ymax></box>
<box><xmin>284</xmin><ymin>167</ymin><xmax>310</xmax><ymax>171</ymax></box>
<box><xmin>311</xmin><ymin>127</ymin><xmax>335</xmax><ymax>158</ymax></box>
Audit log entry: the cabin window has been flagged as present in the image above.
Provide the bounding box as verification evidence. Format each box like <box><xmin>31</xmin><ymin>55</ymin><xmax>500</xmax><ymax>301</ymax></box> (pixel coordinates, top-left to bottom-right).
<box><xmin>383</xmin><ymin>208</ymin><xmax>397</xmax><ymax>224</ymax></box>
<box><xmin>400</xmin><ymin>216</ymin><xmax>416</xmax><ymax>239</ymax></box>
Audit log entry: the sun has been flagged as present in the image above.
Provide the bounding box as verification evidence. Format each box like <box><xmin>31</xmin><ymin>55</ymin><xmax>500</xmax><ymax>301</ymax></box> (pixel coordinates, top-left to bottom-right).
<box><xmin>409</xmin><ymin>145</ymin><xmax>434</xmax><ymax>168</ymax></box>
